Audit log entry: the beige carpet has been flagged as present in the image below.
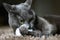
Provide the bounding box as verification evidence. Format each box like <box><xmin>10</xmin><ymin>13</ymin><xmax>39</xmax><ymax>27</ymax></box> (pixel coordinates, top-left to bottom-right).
<box><xmin>0</xmin><ymin>26</ymin><xmax>60</xmax><ymax>40</ymax></box>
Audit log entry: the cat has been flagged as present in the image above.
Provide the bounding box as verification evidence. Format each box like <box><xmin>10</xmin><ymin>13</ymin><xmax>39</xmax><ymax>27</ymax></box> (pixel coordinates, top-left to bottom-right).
<box><xmin>3</xmin><ymin>0</ymin><xmax>56</xmax><ymax>37</ymax></box>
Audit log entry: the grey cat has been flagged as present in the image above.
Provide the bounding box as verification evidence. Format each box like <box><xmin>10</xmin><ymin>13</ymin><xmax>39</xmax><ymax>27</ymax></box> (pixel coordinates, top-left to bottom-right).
<box><xmin>3</xmin><ymin>0</ymin><xmax>56</xmax><ymax>37</ymax></box>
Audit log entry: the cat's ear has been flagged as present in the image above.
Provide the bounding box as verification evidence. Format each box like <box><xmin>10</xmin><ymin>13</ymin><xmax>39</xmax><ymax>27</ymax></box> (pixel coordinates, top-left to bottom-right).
<box><xmin>25</xmin><ymin>0</ymin><xmax>32</xmax><ymax>5</ymax></box>
<box><xmin>3</xmin><ymin>3</ymin><xmax>12</xmax><ymax>12</ymax></box>
<box><xmin>24</xmin><ymin>0</ymin><xmax>32</xmax><ymax>9</ymax></box>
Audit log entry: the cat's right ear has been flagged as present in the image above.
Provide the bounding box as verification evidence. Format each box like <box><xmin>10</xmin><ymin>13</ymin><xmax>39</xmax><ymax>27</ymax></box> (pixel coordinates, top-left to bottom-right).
<box><xmin>3</xmin><ymin>3</ymin><xmax>12</xmax><ymax>12</ymax></box>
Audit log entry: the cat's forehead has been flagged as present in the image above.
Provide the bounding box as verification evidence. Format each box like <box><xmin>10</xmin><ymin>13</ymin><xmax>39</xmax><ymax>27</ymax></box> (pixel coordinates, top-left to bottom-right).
<box><xmin>16</xmin><ymin>3</ymin><xmax>24</xmax><ymax>9</ymax></box>
<box><xmin>15</xmin><ymin>3</ymin><xmax>29</xmax><ymax>10</ymax></box>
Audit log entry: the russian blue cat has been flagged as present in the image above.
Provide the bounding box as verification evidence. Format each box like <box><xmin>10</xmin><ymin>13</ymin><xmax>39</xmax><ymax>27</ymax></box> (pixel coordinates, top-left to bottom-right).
<box><xmin>3</xmin><ymin>0</ymin><xmax>56</xmax><ymax>37</ymax></box>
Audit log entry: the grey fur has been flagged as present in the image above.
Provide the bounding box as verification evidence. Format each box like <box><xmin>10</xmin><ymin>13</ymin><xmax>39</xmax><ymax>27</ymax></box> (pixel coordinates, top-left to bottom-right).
<box><xmin>3</xmin><ymin>0</ymin><xmax>56</xmax><ymax>37</ymax></box>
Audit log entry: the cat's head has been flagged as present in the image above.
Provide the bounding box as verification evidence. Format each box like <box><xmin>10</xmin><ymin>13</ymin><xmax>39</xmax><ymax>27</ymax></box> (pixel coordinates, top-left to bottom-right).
<box><xmin>3</xmin><ymin>0</ymin><xmax>35</xmax><ymax>20</ymax></box>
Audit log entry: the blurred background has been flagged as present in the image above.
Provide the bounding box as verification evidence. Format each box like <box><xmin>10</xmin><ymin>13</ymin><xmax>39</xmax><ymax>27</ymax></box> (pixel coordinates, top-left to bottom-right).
<box><xmin>0</xmin><ymin>0</ymin><xmax>60</xmax><ymax>30</ymax></box>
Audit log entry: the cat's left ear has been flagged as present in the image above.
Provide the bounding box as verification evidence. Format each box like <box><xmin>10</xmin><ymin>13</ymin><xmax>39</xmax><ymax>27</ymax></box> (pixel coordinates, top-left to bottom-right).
<box><xmin>24</xmin><ymin>0</ymin><xmax>33</xmax><ymax>9</ymax></box>
<box><xmin>3</xmin><ymin>3</ymin><xmax>12</xmax><ymax>12</ymax></box>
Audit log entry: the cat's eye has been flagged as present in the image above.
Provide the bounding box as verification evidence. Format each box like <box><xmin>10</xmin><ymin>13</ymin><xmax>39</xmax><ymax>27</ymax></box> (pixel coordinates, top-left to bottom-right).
<box><xmin>20</xmin><ymin>20</ymin><xmax>25</xmax><ymax>24</ymax></box>
<box><xmin>21</xmin><ymin>20</ymin><xmax>23</xmax><ymax>22</ymax></box>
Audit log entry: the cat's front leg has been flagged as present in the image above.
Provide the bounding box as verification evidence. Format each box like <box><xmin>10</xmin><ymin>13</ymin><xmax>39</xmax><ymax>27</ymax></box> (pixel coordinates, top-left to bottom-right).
<box><xmin>15</xmin><ymin>28</ymin><xmax>22</xmax><ymax>36</ymax></box>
